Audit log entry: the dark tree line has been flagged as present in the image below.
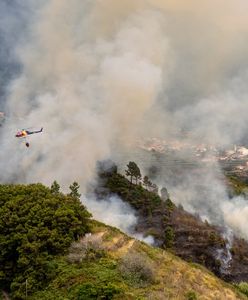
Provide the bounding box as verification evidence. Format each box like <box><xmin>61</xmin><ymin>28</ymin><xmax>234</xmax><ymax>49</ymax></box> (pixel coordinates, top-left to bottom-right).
<box><xmin>125</xmin><ymin>161</ymin><xmax>162</xmax><ymax>195</ymax></box>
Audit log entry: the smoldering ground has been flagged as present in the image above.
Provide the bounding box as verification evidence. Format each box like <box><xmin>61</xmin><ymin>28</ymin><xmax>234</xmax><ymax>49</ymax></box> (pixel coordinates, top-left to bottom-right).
<box><xmin>1</xmin><ymin>1</ymin><xmax>248</xmax><ymax>240</ymax></box>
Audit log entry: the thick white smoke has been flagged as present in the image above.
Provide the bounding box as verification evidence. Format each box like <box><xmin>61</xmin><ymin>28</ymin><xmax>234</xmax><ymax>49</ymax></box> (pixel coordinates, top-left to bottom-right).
<box><xmin>83</xmin><ymin>195</ymin><xmax>154</xmax><ymax>244</ymax></box>
<box><xmin>1</xmin><ymin>0</ymin><xmax>248</xmax><ymax>240</ymax></box>
<box><xmin>222</xmin><ymin>197</ymin><xmax>248</xmax><ymax>240</ymax></box>
<box><xmin>83</xmin><ymin>195</ymin><xmax>137</xmax><ymax>234</ymax></box>
<box><xmin>0</xmin><ymin>0</ymin><xmax>170</xmax><ymax>189</ymax></box>
<box><xmin>167</xmin><ymin>163</ymin><xmax>248</xmax><ymax>240</ymax></box>
<box><xmin>82</xmin><ymin>195</ymin><xmax>154</xmax><ymax>245</ymax></box>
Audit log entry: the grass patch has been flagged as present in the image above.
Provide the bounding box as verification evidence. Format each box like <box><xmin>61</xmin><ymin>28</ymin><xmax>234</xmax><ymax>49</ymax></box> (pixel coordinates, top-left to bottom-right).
<box><xmin>235</xmin><ymin>282</ymin><xmax>248</xmax><ymax>297</ymax></box>
<box><xmin>185</xmin><ymin>290</ymin><xmax>198</xmax><ymax>300</ymax></box>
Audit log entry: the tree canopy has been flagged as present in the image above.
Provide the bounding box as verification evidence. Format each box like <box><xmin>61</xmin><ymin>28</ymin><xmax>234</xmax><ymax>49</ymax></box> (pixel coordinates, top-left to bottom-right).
<box><xmin>125</xmin><ymin>161</ymin><xmax>141</xmax><ymax>184</ymax></box>
<box><xmin>0</xmin><ymin>183</ymin><xmax>91</xmax><ymax>299</ymax></box>
<box><xmin>50</xmin><ymin>180</ymin><xmax>60</xmax><ymax>194</ymax></box>
<box><xmin>69</xmin><ymin>181</ymin><xmax>81</xmax><ymax>198</ymax></box>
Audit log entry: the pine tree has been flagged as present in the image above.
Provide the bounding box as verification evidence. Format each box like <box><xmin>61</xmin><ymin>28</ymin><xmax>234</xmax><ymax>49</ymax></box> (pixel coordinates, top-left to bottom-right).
<box><xmin>125</xmin><ymin>161</ymin><xmax>141</xmax><ymax>185</ymax></box>
<box><xmin>135</xmin><ymin>170</ymin><xmax>142</xmax><ymax>185</ymax></box>
<box><xmin>164</xmin><ymin>226</ymin><xmax>175</xmax><ymax>248</ymax></box>
<box><xmin>69</xmin><ymin>182</ymin><xmax>81</xmax><ymax>198</ymax></box>
<box><xmin>51</xmin><ymin>180</ymin><xmax>60</xmax><ymax>194</ymax></box>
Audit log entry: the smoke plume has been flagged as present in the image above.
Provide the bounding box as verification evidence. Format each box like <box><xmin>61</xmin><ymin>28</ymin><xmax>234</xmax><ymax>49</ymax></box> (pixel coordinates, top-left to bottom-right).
<box><xmin>83</xmin><ymin>195</ymin><xmax>154</xmax><ymax>244</ymax></box>
<box><xmin>1</xmin><ymin>0</ymin><xmax>248</xmax><ymax>240</ymax></box>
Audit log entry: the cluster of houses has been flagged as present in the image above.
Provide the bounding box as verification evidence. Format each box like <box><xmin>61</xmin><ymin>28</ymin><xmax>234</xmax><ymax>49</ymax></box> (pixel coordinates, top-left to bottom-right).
<box><xmin>138</xmin><ymin>137</ymin><xmax>248</xmax><ymax>178</ymax></box>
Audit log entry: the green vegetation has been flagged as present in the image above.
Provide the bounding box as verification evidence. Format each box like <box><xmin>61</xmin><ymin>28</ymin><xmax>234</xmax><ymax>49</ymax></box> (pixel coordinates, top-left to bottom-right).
<box><xmin>50</xmin><ymin>180</ymin><xmax>60</xmax><ymax>194</ymax></box>
<box><xmin>104</xmin><ymin>171</ymin><xmax>162</xmax><ymax>212</ymax></box>
<box><xmin>0</xmin><ymin>183</ymin><xmax>91</xmax><ymax>299</ymax></box>
<box><xmin>186</xmin><ymin>290</ymin><xmax>198</xmax><ymax>300</ymax></box>
<box><xmin>31</xmin><ymin>256</ymin><xmax>126</xmax><ymax>300</ymax></box>
<box><xmin>98</xmin><ymin>161</ymin><xmax>164</xmax><ymax>215</ymax></box>
<box><xmin>69</xmin><ymin>181</ymin><xmax>81</xmax><ymax>198</ymax></box>
<box><xmin>164</xmin><ymin>226</ymin><xmax>175</xmax><ymax>249</ymax></box>
<box><xmin>142</xmin><ymin>175</ymin><xmax>151</xmax><ymax>190</ymax></box>
<box><xmin>125</xmin><ymin>161</ymin><xmax>141</xmax><ymax>185</ymax></box>
<box><xmin>77</xmin><ymin>282</ymin><xmax>122</xmax><ymax>299</ymax></box>
<box><xmin>99</xmin><ymin>161</ymin><xmax>248</xmax><ymax>288</ymax></box>
<box><xmin>236</xmin><ymin>282</ymin><xmax>248</xmax><ymax>297</ymax></box>
<box><xmin>30</xmin><ymin>223</ymin><xmax>247</xmax><ymax>300</ymax></box>
<box><xmin>0</xmin><ymin>173</ymin><xmax>247</xmax><ymax>299</ymax></box>
<box><xmin>164</xmin><ymin>198</ymin><xmax>175</xmax><ymax>211</ymax></box>
<box><xmin>227</xmin><ymin>175</ymin><xmax>248</xmax><ymax>196</ymax></box>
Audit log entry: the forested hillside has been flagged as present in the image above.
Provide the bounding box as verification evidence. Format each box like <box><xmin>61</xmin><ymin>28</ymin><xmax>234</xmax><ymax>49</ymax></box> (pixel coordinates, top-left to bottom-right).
<box><xmin>96</xmin><ymin>162</ymin><xmax>248</xmax><ymax>283</ymax></box>
<box><xmin>0</xmin><ymin>182</ymin><xmax>247</xmax><ymax>299</ymax></box>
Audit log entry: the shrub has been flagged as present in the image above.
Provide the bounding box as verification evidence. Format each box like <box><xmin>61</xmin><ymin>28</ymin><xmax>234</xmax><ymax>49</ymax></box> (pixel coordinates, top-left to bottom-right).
<box><xmin>235</xmin><ymin>282</ymin><xmax>248</xmax><ymax>297</ymax></box>
<box><xmin>165</xmin><ymin>199</ymin><xmax>175</xmax><ymax>211</ymax></box>
<box><xmin>77</xmin><ymin>282</ymin><xmax>121</xmax><ymax>300</ymax></box>
<box><xmin>67</xmin><ymin>233</ymin><xmax>105</xmax><ymax>263</ymax></box>
<box><xmin>118</xmin><ymin>251</ymin><xmax>155</xmax><ymax>286</ymax></box>
<box><xmin>186</xmin><ymin>290</ymin><xmax>198</xmax><ymax>300</ymax></box>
